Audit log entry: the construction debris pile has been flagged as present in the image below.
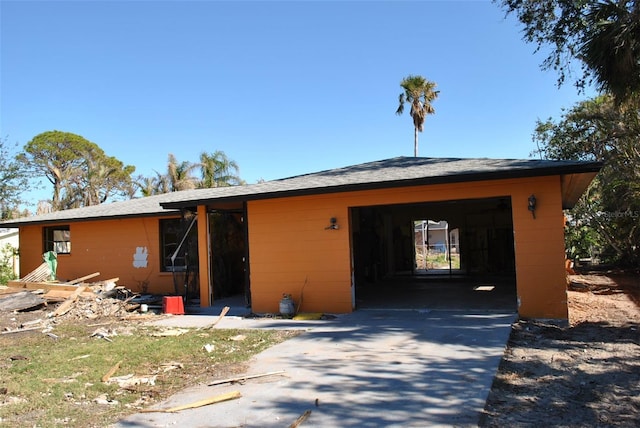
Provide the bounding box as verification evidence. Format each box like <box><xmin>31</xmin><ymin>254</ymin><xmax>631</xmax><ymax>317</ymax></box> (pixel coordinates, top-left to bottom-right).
<box><xmin>1</xmin><ymin>262</ymin><xmax>163</xmax><ymax>334</ymax></box>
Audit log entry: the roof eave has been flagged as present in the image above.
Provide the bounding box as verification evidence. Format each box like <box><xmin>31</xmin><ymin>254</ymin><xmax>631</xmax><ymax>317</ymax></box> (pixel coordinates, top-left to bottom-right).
<box><xmin>561</xmin><ymin>171</ymin><xmax>600</xmax><ymax>209</ymax></box>
<box><xmin>0</xmin><ymin>210</ymin><xmax>181</xmax><ymax>227</ymax></box>
<box><xmin>161</xmin><ymin>163</ymin><xmax>604</xmax><ymax>210</ymax></box>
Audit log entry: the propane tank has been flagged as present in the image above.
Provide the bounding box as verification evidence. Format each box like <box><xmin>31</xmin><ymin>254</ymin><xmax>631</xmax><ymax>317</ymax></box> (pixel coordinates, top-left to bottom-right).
<box><xmin>279</xmin><ymin>294</ymin><xmax>295</xmax><ymax>318</ymax></box>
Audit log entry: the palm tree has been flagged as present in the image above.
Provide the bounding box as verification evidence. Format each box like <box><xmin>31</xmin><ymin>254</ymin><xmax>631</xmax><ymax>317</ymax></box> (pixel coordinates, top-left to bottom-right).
<box><xmin>396</xmin><ymin>75</ymin><xmax>439</xmax><ymax>157</ymax></box>
<box><xmin>581</xmin><ymin>0</ymin><xmax>640</xmax><ymax>105</ymax></box>
<box><xmin>166</xmin><ymin>153</ymin><xmax>198</xmax><ymax>191</ymax></box>
<box><xmin>136</xmin><ymin>174</ymin><xmax>166</xmax><ymax>197</ymax></box>
<box><xmin>199</xmin><ymin>151</ymin><xmax>242</xmax><ymax>188</ymax></box>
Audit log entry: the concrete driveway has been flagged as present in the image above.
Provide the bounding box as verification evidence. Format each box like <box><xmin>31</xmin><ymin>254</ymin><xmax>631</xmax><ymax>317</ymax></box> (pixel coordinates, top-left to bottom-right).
<box><xmin>114</xmin><ymin>307</ymin><xmax>516</xmax><ymax>428</ymax></box>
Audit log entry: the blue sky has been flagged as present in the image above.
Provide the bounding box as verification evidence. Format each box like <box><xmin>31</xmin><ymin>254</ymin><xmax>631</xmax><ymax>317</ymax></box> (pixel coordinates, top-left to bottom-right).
<box><xmin>2</xmin><ymin>0</ymin><xmax>593</xmax><ymax>206</ymax></box>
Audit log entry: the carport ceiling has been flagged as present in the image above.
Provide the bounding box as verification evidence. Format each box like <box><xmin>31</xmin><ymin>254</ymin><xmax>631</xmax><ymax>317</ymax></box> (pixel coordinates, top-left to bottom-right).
<box><xmin>357</xmin><ymin>197</ymin><xmax>513</xmax><ymax>223</ymax></box>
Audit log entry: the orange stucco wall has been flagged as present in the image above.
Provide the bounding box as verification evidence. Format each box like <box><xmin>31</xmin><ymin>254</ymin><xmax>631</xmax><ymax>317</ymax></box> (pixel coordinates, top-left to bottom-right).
<box><xmin>18</xmin><ymin>217</ymin><xmax>178</xmax><ymax>294</ymax></box>
<box><xmin>247</xmin><ymin>175</ymin><xmax>569</xmax><ymax>319</ymax></box>
<box><xmin>196</xmin><ymin>205</ymin><xmax>211</xmax><ymax>306</ymax></box>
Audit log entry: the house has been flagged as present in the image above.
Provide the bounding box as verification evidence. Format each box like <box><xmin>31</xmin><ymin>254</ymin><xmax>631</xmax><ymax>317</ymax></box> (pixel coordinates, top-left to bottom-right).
<box><xmin>0</xmin><ymin>228</ymin><xmax>20</xmax><ymax>278</ymax></box>
<box><xmin>413</xmin><ymin>220</ymin><xmax>459</xmax><ymax>270</ymax></box>
<box><xmin>0</xmin><ymin>157</ymin><xmax>601</xmax><ymax>320</ymax></box>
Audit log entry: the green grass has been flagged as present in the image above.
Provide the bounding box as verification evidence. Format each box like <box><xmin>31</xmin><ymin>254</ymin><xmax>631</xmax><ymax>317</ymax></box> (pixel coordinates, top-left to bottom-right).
<box><xmin>415</xmin><ymin>250</ymin><xmax>461</xmax><ymax>270</ymax></box>
<box><xmin>0</xmin><ymin>321</ymin><xmax>296</xmax><ymax>427</ymax></box>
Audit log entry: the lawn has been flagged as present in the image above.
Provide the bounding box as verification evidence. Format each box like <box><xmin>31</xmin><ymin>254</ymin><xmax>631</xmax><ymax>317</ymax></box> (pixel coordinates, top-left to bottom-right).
<box><xmin>0</xmin><ymin>318</ymin><xmax>296</xmax><ymax>427</ymax></box>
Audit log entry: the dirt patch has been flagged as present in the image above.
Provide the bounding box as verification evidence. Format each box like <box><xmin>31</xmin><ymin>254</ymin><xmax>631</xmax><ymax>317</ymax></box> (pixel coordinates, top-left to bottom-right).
<box><xmin>481</xmin><ymin>271</ymin><xmax>640</xmax><ymax>427</ymax></box>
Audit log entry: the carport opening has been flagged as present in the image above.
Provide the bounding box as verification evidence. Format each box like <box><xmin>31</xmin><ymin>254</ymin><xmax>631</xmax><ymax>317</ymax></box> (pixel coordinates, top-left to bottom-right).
<box><xmin>350</xmin><ymin>197</ymin><xmax>517</xmax><ymax>311</ymax></box>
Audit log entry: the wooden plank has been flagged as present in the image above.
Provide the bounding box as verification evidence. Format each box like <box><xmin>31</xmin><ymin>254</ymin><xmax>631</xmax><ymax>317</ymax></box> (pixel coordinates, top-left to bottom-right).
<box><xmin>102</xmin><ymin>360</ymin><xmax>123</xmax><ymax>382</ymax></box>
<box><xmin>141</xmin><ymin>391</ymin><xmax>241</xmax><ymax>413</ymax></box>
<box><xmin>208</xmin><ymin>370</ymin><xmax>286</xmax><ymax>386</ymax></box>
<box><xmin>204</xmin><ymin>306</ymin><xmax>230</xmax><ymax>329</ymax></box>
<box><xmin>51</xmin><ymin>286</ymin><xmax>86</xmax><ymax>317</ymax></box>
<box><xmin>6</xmin><ymin>280</ymin><xmax>27</xmax><ymax>289</ymax></box>
<box><xmin>0</xmin><ymin>291</ymin><xmax>46</xmax><ymax>312</ymax></box>
<box><xmin>8</xmin><ymin>281</ymin><xmax>79</xmax><ymax>292</ymax></box>
<box><xmin>289</xmin><ymin>409</ymin><xmax>312</xmax><ymax>428</ymax></box>
<box><xmin>0</xmin><ymin>287</ymin><xmax>27</xmax><ymax>296</ymax></box>
<box><xmin>0</xmin><ymin>326</ymin><xmax>43</xmax><ymax>335</ymax></box>
<box><xmin>67</xmin><ymin>272</ymin><xmax>100</xmax><ymax>285</ymax></box>
<box><xmin>44</xmin><ymin>289</ymin><xmax>71</xmax><ymax>300</ymax></box>
<box><xmin>43</xmin><ymin>289</ymin><xmax>95</xmax><ymax>301</ymax></box>
<box><xmin>93</xmin><ymin>277</ymin><xmax>119</xmax><ymax>285</ymax></box>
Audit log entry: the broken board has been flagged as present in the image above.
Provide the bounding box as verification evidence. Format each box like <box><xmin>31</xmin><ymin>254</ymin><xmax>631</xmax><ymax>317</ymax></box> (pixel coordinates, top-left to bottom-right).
<box><xmin>43</xmin><ymin>289</ymin><xmax>95</xmax><ymax>302</ymax></box>
<box><xmin>52</xmin><ymin>286</ymin><xmax>87</xmax><ymax>317</ymax></box>
<box><xmin>19</xmin><ymin>262</ymin><xmax>52</xmax><ymax>282</ymax></box>
<box><xmin>0</xmin><ymin>291</ymin><xmax>46</xmax><ymax>312</ymax></box>
<box><xmin>7</xmin><ymin>281</ymin><xmax>84</xmax><ymax>292</ymax></box>
<box><xmin>0</xmin><ymin>287</ymin><xmax>26</xmax><ymax>296</ymax></box>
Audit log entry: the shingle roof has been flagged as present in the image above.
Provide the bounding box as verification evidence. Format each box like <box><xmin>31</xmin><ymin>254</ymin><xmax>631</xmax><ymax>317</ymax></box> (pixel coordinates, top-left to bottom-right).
<box><xmin>0</xmin><ymin>192</ymin><xmax>182</xmax><ymax>226</ymax></box>
<box><xmin>0</xmin><ymin>156</ymin><xmax>601</xmax><ymax>226</ymax></box>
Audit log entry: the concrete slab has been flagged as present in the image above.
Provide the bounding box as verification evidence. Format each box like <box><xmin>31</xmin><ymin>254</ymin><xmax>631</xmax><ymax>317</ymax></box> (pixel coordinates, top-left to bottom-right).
<box><xmin>114</xmin><ymin>308</ymin><xmax>516</xmax><ymax>428</ymax></box>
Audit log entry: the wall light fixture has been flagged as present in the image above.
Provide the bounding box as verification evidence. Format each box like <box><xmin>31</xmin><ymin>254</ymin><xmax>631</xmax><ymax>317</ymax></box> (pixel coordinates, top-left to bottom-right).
<box><xmin>325</xmin><ymin>217</ymin><xmax>339</xmax><ymax>230</ymax></box>
<box><xmin>528</xmin><ymin>194</ymin><xmax>537</xmax><ymax>219</ymax></box>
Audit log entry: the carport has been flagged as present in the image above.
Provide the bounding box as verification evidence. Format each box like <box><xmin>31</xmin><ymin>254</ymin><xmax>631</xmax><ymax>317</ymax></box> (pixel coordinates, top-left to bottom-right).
<box><xmin>351</xmin><ymin>196</ymin><xmax>517</xmax><ymax>311</ymax></box>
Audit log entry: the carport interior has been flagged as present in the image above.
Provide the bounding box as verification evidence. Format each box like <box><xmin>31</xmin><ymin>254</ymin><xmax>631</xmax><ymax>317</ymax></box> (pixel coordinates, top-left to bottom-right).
<box><xmin>350</xmin><ymin>196</ymin><xmax>517</xmax><ymax>310</ymax></box>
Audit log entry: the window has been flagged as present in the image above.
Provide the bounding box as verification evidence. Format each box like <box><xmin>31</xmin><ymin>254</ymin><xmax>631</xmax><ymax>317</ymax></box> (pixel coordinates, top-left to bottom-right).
<box><xmin>44</xmin><ymin>226</ymin><xmax>71</xmax><ymax>254</ymax></box>
<box><xmin>160</xmin><ymin>218</ymin><xmax>198</xmax><ymax>272</ymax></box>
<box><xmin>160</xmin><ymin>219</ymin><xmax>181</xmax><ymax>272</ymax></box>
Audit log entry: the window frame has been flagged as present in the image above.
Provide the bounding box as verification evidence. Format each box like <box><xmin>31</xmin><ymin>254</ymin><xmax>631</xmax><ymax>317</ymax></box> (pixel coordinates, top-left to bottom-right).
<box><xmin>159</xmin><ymin>217</ymin><xmax>199</xmax><ymax>273</ymax></box>
<box><xmin>160</xmin><ymin>218</ymin><xmax>184</xmax><ymax>272</ymax></box>
<box><xmin>43</xmin><ymin>225</ymin><xmax>71</xmax><ymax>255</ymax></box>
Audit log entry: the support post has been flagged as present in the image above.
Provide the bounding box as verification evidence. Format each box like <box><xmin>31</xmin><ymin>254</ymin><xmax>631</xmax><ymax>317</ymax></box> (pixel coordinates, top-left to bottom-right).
<box><xmin>197</xmin><ymin>205</ymin><xmax>211</xmax><ymax>307</ymax></box>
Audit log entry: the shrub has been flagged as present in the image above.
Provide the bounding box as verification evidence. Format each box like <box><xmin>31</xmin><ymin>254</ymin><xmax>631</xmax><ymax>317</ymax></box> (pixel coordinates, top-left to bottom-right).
<box><xmin>0</xmin><ymin>243</ymin><xmax>18</xmax><ymax>285</ymax></box>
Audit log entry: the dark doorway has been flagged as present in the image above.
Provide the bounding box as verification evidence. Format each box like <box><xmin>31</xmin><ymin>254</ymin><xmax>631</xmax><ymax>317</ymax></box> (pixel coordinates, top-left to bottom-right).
<box><xmin>350</xmin><ymin>197</ymin><xmax>517</xmax><ymax>310</ymax></box>
<box><xmin>209</xmin><ymin>211</ymin><xmax>247</xmax><ymax>300</ymax></box>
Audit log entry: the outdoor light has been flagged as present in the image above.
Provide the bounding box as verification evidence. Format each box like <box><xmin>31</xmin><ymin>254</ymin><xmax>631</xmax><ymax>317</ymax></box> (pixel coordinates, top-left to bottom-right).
<box><xmin>325</xmin><ymin>217</ymin><xmax>339</xmax><ymax>230</ymax></box>
<box><xmin>528</xmin><ymin>194</ymin><xmax>537</xmax><ymax>219</ymax></box>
